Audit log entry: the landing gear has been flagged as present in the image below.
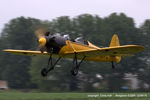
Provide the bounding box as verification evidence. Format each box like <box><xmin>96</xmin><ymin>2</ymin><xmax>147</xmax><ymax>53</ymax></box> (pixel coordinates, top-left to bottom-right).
<box><xmin>41</xmin><ymin>54</ymin><xmax>61</xmax><ymax>77</ymax></box>
<box><xmin>71</xmin><ymin>67</ymin><xmax>79</xmax><ymax>76</ymax></box>
<box><xmin>41</xmin><ymin>68</ymin><xmax>48</xmax><ymax>77</ymax></box>
<box><xmin>112</xmin><ymin>61</ymin><xmax>115</xmax><ymax>69</ymax></box>
<box><xmin>41</xmin><ymin>52</ymin><xmax>85</xmax><ymax>77</ymax></box>
<box><xmin>71</xmin><ymin>53</ymin><xmax>86</xmax><ymax>76</ymax></box>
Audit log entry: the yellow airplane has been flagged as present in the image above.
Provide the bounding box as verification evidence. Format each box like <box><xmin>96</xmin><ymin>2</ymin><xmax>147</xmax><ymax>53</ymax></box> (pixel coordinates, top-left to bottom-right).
<box><xmin>3</xmin><ymin>32</ymin><xmax>144</xmax><ymax>76</ymax></box>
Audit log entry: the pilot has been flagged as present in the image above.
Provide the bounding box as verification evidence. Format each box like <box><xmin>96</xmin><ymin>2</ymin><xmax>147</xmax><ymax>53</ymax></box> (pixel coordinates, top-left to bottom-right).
<box><xmin>45</xmin><ymin>32</ymin><xmax>50</xmax><ymax>36</ymax></box>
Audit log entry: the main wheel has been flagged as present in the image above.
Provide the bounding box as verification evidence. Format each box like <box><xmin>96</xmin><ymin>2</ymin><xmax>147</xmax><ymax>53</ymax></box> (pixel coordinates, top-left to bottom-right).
<box><xmin>71</xmin><ymin>68</ymin><xmax>79</xmax><ymax>76</ymax></box>
<box><xmin>41</xmin><ymin>68</ymin><xmax>48</xmax><ymax>77</ymax></box>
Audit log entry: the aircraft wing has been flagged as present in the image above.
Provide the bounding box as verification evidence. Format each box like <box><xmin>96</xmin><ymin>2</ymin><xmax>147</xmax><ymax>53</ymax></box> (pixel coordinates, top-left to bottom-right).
<box><xmin>3</xmin><ymin>49</ymin><xmax>59</xmax><ymax>58</ymax></box>
<box><xmin>61</xmin><ymin>41</ymin><xmax>144</xmax><ymax>57</ymax></box>
<box><xmin>75</xmin><ymin>45</ymin><xmax>144</xmax><ymax>57</ymax></box>
<box><xmin>3</xmin><ymin>41</ymin><xmax>144</xmax><ymax>58</ymax></box>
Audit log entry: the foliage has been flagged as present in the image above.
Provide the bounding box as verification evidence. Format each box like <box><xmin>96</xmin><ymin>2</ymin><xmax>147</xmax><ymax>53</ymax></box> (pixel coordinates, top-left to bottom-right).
<box><xmin>0</xmin><ymin>17</ymin><xmax>42</xmax><ymax>88</ymax></box>
<box><xmin>137</xmin><ymin>20</ymin><xmax>150</xmax><ymax>88</ymax></box>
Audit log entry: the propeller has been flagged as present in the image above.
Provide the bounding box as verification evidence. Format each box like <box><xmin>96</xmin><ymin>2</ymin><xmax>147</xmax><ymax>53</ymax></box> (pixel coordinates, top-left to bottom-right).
<box><xmin>34</xmin><ymin>28</ymin><xmax>49</xmax><ymax>53</ymax></box>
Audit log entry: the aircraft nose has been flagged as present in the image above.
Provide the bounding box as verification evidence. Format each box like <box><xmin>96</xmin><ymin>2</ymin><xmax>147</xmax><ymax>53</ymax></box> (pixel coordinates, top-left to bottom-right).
<box><xmin>39</xmin><ymin>37</ymin><xmax>46</xmax><ymax>46</ymax></box>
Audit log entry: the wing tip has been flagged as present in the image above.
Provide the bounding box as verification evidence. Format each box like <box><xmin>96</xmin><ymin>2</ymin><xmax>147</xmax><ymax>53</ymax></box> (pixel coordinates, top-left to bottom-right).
<box><xmin>136</xmin><ymin>45</ymin><xmax>145</xmax><ymax>51</ymax></box>
<box><xmin>3</xmin><ymin>49</ymin><xmax>11</xmax><ymax>52</ymax></box>
<box><xmin>3</xmin><ymin>49</ymin><xmax>18</xmax><ymax>53</ymax></box>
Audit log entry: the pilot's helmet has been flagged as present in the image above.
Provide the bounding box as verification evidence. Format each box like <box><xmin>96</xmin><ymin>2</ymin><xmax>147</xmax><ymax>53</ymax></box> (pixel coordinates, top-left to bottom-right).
<box><xmin>63</xmin><ymin>34</ymin><xmax>70</xmax><ymax>40</ymax></box>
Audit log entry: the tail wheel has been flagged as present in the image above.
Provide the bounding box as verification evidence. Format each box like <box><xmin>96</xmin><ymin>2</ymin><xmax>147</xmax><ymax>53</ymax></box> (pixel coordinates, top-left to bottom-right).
<box><xmin>112</xmin><ymin>62</ymin><xmax>115</xmax><ymax>69</ymax></box>
<box><xmin>41</xmin><ymin>68</ymin><xmax>48</xmax><ymax>77</ymax></box>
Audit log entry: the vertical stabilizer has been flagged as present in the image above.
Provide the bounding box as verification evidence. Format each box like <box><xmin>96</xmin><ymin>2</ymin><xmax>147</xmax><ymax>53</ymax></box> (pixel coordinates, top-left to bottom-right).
<box><xmin>110</xmin><ymin>34</ymin><xmax>121</xmax><ymax>63</ymax></box>
<box><xmin>110</xmin><ymin>34</ymin><xmax>120</xmax><ymax>47</ymax></box>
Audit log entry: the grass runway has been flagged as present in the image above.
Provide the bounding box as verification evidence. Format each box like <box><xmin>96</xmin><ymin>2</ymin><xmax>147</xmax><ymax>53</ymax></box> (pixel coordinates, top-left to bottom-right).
<box><xmin>0</xmin><ymin>92</ymin><xmax>150</xmax><ymax>100</ymax></box>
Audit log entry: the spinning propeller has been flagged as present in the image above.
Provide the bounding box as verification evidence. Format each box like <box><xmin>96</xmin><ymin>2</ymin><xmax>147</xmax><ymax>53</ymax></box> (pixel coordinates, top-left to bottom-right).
<box><xmin>34</xmin><ymin>29</ymin><xmax>69</xmax><ymax>53</ymax></box>
<box><xmin>35</xmin><ymin>28</ymin><xmax>50</xmax><ymax>53</ymax></box>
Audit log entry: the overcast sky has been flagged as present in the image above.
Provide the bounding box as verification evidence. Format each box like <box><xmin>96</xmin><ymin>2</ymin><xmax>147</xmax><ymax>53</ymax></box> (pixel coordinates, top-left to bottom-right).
<box><xmin>0</xmin><ymin>0</ymin><xmax>150</xmax><ymax>32</ymax></box>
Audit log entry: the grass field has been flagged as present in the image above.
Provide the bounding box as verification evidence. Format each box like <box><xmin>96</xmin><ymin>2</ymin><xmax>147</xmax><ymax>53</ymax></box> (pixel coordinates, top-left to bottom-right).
<box><xmin>0</xmin><ymin>92</ymin><xmax>150</xmax><ymax>100</ymax></box>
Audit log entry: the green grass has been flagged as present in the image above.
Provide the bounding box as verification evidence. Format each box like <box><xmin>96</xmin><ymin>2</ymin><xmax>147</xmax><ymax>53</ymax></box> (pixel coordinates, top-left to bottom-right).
<box><xmin>0</xmin><ymin>92</ymin><xmax>150</xmax><ymax>100</ymax></box>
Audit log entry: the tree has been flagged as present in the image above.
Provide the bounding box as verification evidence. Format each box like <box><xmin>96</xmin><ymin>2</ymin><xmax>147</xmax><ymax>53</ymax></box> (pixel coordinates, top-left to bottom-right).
<box><xmin>0</xmin><ymin>17</ymin><xmax>41</xmax><ymax>88</ymax></box>
<box><xmin>137</xmin><ymin>20</ymin><xmax>150</xmax><ymax>89</ymax></box>
<box><xmin>100</xmin><ymin>13</ymin><xmax>145</xmax><ymax>91</ymax></box>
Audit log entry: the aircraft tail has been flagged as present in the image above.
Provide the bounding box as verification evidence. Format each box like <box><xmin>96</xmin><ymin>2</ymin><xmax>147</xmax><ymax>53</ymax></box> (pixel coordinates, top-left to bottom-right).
<box><xmin>110</xmin><ymin>34</ymin><xmax>121</xmax><ymax>63</ymax></box>
<box><xmin>110</xmin><ymin>34</ymin><xmax>120</xmax><ymax>47</ymax></box>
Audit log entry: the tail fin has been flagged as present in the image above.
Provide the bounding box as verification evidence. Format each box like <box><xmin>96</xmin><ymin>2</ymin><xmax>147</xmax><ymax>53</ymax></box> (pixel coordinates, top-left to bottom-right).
<box><xmin>110</xmin><ymin>34</ymin><xmax>121</xmax><ymax>63</ymax></box>
<box><xmin>110</xmin><ymin>34</ymin><xmax>120</xmax><ymax>47</ymax></box>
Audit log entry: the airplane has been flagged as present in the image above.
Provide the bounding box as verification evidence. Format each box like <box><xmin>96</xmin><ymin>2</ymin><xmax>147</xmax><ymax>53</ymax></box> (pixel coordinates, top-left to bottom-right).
<box><xmin>3</xmin><ymin>31</ymin><xmax>144</xmax><ymax>77</ymax></box>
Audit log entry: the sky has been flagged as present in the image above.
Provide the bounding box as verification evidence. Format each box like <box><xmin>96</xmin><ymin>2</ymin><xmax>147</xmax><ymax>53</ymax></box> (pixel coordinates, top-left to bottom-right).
<box><xmin>0</xmin><ymin>0</ymin><xmax>150</xmax><ymax>33</ymax></box>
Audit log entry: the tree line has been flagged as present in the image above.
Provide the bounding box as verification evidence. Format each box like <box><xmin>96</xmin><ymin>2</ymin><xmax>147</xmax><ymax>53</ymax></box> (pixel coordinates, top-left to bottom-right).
<box><xmin>0</xmin><ymin>13</ymin><xmax>150</xmax><ymax>92</ymax></box>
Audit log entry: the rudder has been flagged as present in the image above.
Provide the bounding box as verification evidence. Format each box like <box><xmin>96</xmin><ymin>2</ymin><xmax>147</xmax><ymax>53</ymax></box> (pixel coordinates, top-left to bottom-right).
<box><xmin>110</xmin><ymin>34</ymin><xmax>120</xmax><ymax>47</ymax></box>
<box><xmin>110</xmin><ymin>34</ymin><xmax>121</xmax><ymax>63</ymax></box>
